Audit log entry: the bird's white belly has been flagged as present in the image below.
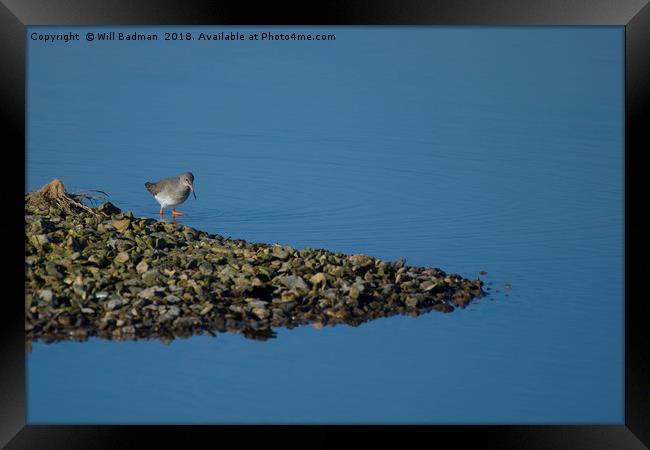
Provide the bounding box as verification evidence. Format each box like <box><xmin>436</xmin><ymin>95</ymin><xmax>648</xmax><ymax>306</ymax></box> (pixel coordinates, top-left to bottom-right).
<box><xmin>154</xmin><ymin>193</ymin><xmax>183</xmax><ymax>208</ymax></box>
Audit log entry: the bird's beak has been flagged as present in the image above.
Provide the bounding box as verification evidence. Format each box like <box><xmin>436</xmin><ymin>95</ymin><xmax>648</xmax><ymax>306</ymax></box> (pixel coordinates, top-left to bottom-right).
<box><xmin>189</xmin><ymin>182</ymin><xmax>197</xmax><ymax>199</ymax></box>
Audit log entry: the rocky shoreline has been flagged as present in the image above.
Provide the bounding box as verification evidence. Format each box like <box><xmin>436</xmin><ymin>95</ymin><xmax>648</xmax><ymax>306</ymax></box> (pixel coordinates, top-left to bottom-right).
<box><xmin>25</xmin><ymin>181</ymin><xmax>486</xmax><ymax>344</ymax></box>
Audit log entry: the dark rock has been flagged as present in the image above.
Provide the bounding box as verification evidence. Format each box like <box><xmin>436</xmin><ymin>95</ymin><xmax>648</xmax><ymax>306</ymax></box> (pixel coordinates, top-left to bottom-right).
<box><xmin>98</xmin><ymin>202</ymin><xmax>121</xmax><ymax>215</ymax></box>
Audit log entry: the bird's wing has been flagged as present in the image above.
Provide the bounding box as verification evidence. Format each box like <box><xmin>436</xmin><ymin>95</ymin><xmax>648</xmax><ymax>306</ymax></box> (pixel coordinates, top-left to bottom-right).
<box><xmin>145</xmin><ymin>177</ymin><xmax>178</xmax><ymax>196</ymax></box>
<box><xmin>144</xmin><ymin>181</ymin><xmax>160</xmax><ymax>195</ymax></box>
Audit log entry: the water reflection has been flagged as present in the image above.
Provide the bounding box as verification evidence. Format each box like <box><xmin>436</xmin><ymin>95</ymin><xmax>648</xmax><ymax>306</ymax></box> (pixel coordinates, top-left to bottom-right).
<box><xmin>26</xmin><ymin>291</ymin><xmax>488</xmax><ymax>345</ymax></box>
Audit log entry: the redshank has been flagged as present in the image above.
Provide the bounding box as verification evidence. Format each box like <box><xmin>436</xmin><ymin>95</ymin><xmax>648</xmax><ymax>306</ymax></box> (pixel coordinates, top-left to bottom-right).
<box><xmin>145</xmin><ymin>172</ymin><xmax>196</xmax><ymax>218</ymax></box>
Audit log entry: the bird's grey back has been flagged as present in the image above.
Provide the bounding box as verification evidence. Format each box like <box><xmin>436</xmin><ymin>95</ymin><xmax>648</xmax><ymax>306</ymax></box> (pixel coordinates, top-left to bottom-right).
<box><xmin>144</xmin><ymin>176</ymin><xmax>180</xmax><ymax>196</ymax></box>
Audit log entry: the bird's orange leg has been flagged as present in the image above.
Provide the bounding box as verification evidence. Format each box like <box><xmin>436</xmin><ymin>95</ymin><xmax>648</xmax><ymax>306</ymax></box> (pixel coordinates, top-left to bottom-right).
<box><xmin>159</xmin><ymin>207</ymin><xmax>164</xmax><ymax>218</ymax></box>
<box><xmin>171</xmin><ymin>208</ymin><xmax>185</xmax><ymax>217</ymax></box>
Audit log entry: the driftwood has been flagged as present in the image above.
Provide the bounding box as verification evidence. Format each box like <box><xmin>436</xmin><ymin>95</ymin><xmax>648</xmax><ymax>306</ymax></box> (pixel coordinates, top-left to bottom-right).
<box><xmin>26</xmin><ymin>179</ymin><xmax>104</xmax><ymax>216</ymax></box>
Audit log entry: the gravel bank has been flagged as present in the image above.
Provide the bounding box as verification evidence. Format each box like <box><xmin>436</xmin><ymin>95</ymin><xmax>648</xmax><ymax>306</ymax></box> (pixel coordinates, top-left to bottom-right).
<box><xmin>25</xmin><ymin>181</ymin><xmax>486</xmax><ymax>343</ymax></box>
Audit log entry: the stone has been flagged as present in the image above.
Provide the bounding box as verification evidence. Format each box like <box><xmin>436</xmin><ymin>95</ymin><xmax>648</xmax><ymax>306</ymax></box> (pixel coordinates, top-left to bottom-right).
<box><xmin>98</xmin><ymin>202</ymin><xmax>121</xmax><ymax>215</ymax></box>
<box><xmin>309</xmin><ymin>272</ymin><xmax>327</xmax><ymax>285</ymax></box>
<box><xmin>138</xmin><ymin>286</ymin><xmax>165</xmax><ymax>300</ymax></box>
<box><xmin>112</xmin><ymin>218</ymin><xmax>131</xmax><ymax>233</ymax></box>
<box><xmin>136</xmin><ymin>259</ymin><xmax>149</xmax><ymax>274</ymax></box>
<box><xmin>115</xmin><ymin>251</ymin><xmax>130</xmax><ymax>263</ymax></box>
<box><xmin>39</xmin><ymin>289</ymin><xmax>54</xmax><ymax>303</ymax></box>
<box><xmin>277</xmin><ymin>275</ymin><xmax>309</xmax><ymax>292</ymax></box>
<box><xmin>142</xmin><ymin>269</ymin><xmax>161</xmax><ymax>285</ymax></box>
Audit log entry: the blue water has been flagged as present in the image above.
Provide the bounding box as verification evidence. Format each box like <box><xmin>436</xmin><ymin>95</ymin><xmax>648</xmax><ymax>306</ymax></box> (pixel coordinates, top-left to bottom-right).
<box><xmin>26</xmin><ymin>26</ymin><xmax>624</xmax><ymax>423</ymax></box>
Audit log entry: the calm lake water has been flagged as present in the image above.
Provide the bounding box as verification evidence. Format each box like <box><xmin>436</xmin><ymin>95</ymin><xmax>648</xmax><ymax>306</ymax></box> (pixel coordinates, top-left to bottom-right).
<box><xmin>26</xmin><ymin>26</ymin><xmax>624</xmax><ymax>423</ymax></box>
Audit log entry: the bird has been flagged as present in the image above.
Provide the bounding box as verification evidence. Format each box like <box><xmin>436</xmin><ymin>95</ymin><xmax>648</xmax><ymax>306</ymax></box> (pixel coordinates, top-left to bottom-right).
<box><xmin>145</xmin><ymin>172</ymin><xmax>196</xmax><ymax>218</ymax></box>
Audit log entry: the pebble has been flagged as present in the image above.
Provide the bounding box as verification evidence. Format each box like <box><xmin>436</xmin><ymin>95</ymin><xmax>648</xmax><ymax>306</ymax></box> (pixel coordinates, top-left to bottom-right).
<box><xmin>136</xmin><ymin>260</ymin><xmax>149</xmax><ymax>274</ymax></box>
<box><xmin>112</xmin><ymin>218</ymin><xmax>131</xmax><ymax>232</ymax></box>
<box><xmin>200</xmin><ymin>304</ymin><xmax>214</xmax><ymax>315</ymax></box>
<box><xmin>115</xmin><ymin>251</ymin><xmax>129</xmax><ymax>263</ymax></box>
<box><xmin>310</xmin><ymin>272</ymin><xmax>327</xmax><ymax>285</ymax></box>
<box><xmin>142</xmin><ymin>269</ymin><xmax>160</xmax><ymax>285</ymax></box>
<box><xmin>39</xmin><ymin>290</ymin><xmax>54</xmax><ymax>303</ymax></box>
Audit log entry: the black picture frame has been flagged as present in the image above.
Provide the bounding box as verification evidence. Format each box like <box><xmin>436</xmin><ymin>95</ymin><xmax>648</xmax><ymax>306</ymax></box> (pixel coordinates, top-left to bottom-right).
<box><xmin>2</xmin><ymin>1</ymin><xmax>648</xmax><ymax>448</ymax></box>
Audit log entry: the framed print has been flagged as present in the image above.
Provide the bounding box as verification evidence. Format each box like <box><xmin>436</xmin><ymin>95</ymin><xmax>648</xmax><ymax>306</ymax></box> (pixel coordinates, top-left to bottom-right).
<box><xmin>2</xmin><ymin>0</ymin><xmax>648</xmax><ymax>448</ymax></box>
